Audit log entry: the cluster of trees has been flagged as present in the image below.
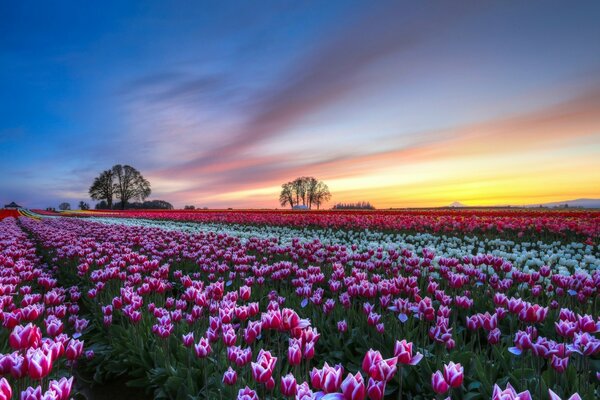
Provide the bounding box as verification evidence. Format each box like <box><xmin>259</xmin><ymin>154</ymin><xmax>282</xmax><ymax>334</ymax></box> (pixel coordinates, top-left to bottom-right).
<box><xmin>279</xmin><ymin>177</ymin><xmax>331</xmax><ymax>210</ymax></box>
<box><xmin>332</xmin><ymin>201</ymin><xmax>375</xmax><ymax>210</ymax></box>
<box><xmin>89</xmin><ymin>165</ymin><xmax>151</xmax><ymax>210</ymax></box>
<box><xmin>95</xmin><ymin>199</ymin><xmax>173</xmax><ymax>210</ymax></box>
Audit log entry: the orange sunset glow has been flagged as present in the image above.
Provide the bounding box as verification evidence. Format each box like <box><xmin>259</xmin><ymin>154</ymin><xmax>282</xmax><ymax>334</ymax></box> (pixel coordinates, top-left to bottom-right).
<box><xmin>1</xmin><ymin>1</ymin><xmax>599</xmax><ymax>209</ymax></box>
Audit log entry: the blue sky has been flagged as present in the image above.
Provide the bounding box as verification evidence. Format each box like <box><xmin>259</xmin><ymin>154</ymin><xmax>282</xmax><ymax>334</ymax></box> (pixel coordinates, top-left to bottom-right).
<box><xmin>1</xmin><ymin>1</ymin><xmax>599</xmax><ymax>208</ymax></box>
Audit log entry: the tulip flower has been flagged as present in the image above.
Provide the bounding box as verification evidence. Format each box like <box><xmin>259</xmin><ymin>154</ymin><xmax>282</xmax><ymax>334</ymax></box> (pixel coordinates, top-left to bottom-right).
<box><xmin>443</xmin><ymin>362</ymin><xmax>464</xmax><ymax>388</ymax></box>
<box><xmin>251</xmin><ymin>350</ymin><xmax>277</xmax><ymax>384</ymax></box>
<box><xmin>362</xmin><ymin>349</ymin><xmax>383</xmax><ymax>375</ymax></box>
<box><xmin>194</xmin><ymin>337</ymin><xmax>212</xmax><ymax>358</ymax></box>
<box><xmin>27</xmin><ymin>348</ymin><xmax>53</xmax><ymax>380</ymax></box>
<box><xmin>20</xmin><ymin>386</ymin><xmax>42</xmax><ymax>400</ymax></box>
<box><xmin>49</xmin><ymin>377</ymin><xmax>74</xmax><ymax>400</ymax></box>
<box><xmin>288</xmin><ymin>338</ymin><xmax>303</xmax><ymax>366</ymax></box>
<box><xmin>9</xmin><ymin>323</ymin><xmax>41</xmax><ymax>350</ymax></box>
<box><xmin>492</xmin><ymin>383</ymin><xmax>532</xmax><ymax>400</ymax></box>
<box><xmin>182</xmin><ymin>332</ymin><xmax>194</xmax><ymax>347</ymax></box>
<box><xmin>431</xmin><ymin>371</ymin><xmax>449</xmax><ymax>395</ymax></box>
<box><xmin>393</xmin><ymin>340</ymin><xmax>423</xmax><ymax>366</ymax></box>
<box><xmin>320</xmin><ymin>362</ymin><xmax>344</xmax><ymax>393</ymax></box>
<box><xmin>548</xmin><ymin>389</ymin><xmax>582</xmax><ymax>400</ymax></box>
<box><xmin>369</xmin><ymin>357</ymin><xmax>397</xmax><ymax>382</ymax></box>
<box><xmin>65</xmin><ymin>339</ymin><xmax>84</xmax><ymax>361</ymax></box>
<box><xmin>223</xmin><ymin>367</ymin><xmax>237</xmax><ymax>385</ymax></box>
<box><xmin>237</xmin><ymin>386</ymin><xmax>259</xmax><ymax>400</ymax></box>
<box><xmin>0</xmin><ymin>378</ymin><xmax>12</xmax><ymax>400</ymax></box>
<box><xmin>341</xmin><ymin>372</ymin><xmax>366</xmax><ymax>400</ymax></box>
<box><xmin>366</xmin><ymin>378</ymin><xmax>385</xmax><ymax>400</ymax></box>
<box><xmin>280</xmin><ymin>373</ymin><xmax>298</xmax><ymax>397</ymax></box>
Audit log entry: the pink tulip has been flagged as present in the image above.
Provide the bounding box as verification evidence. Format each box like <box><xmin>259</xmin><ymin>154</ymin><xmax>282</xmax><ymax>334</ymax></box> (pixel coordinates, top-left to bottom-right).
<box><xmin>237</xmin><ymin>386</ymin><xmax>259</xmax><ymax>400</ymax></box>
<box><xmin>320</xmin><ymin>362</ymin><xmax>344</xmax><ymax>393</ymax></box>
<box><xmin>443</xmin><ymin>362</ymin><xmax>463</xmax><ymax>388</ymax></box>
<box><xmin>223</xmin><ymin>367</ymin><xmax>237</xmax><ymax>385</ymax></box>
<box><xmin>20</xmin><ymin>386</ymin><xmax>42</xmax><ymax>400</ymax></box>
<box><xmin>49</xmin><ymin>377</ymin><xmax>73</xmax><ymax>400</ymax></box>
<box><xmin>251</xmin><ymin>349</ymin><xmax>277</xmax><ymax>384</ymax></box>
<box><xmin>288</xmin><ymin>339</ymin><xmax>302</xmax><ymax>366</ymax></box>
<box><xmin>9</xmin><ymin>323</ymin><xmax>41</xmax><ymax>350</ymax></box>
<box><xmin>341</xmin><ymin>372</ymin><xmax>366</xmax><ymax>400</ymax></box>
<box><xmin>27</xmin><ymin>348</ymin><xmax>53</xmax><ymax>380</ymax></box>
<box><xmin>194</xmin><ymin>337</ymin><xmax>212</xmax><ymax>358</ymax></box>
<box><xmin>492</xmin><ymin>383</ymin><xmax>531</xmax><ymax>400</ymax></box>
<box><xmin>366</xmin><ymin>378</ymin><xmax>385</xmax><ymax>400</ymax></box>
<box><xmin>369</xmin><ymin>357</ymin><xmax>397</xmax><ymax>382</ymax></box>
<box><xmin>362</xmin><ymin>349</ymin><xmax>383</xmax><ymax>374</ymax></box>
<box><xmin>65</xmin><ymin>339</ymin><xmax>84</xmax><ymax>361</ymax></box>
<box><xmin>0</xmin><ymin>378</ymin><xmax>12</xmax><ymax>400</ymax></box>
<box><xmin>548</xmin><ymin>389</ymin><xmax>582</xmax><ymax>400</ymax></box>
<box><xmin>182</xmin><ymin>332</ymin><xmax>194</xmax><ymax>347</ymax></box>
<box><xmin>393</xmin><ymin>340</ymin><xmax>423</xmax><ymax>366</ymax></box>
<box><xmin>431</xmin><ymin>371</ymin><xmax>449</xmax><ymax>394</ymax></box>
<box><xmin>280</xmin><ymin>373</ymin><xmax>297</xmax><ymax>397</ymax></box>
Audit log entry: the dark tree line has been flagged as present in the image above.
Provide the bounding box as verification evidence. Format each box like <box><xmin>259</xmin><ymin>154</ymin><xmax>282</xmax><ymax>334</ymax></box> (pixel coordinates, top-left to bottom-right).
<box><xmin>332</xmin><ymin>201</ymin><xmax>375</xmax><ymax>210</ymax></box>
<box><xmin>279</xmin><ymin>177</ymin><xmax>331</xmax><ymax>209</ymax></box>
<box><xmin>95</xmin><ymin>199</ymin><xmax>173</xmax><ymax>210</ymax></box>
<box><xmin>89</xmin><ymin>164</ymin><xmax>151</xmax><ymax>209</ymax></box>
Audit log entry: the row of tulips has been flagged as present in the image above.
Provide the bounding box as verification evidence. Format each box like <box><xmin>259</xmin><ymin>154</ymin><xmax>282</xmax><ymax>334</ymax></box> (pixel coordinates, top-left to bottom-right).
<box><xmin>44</xmin><ymin>208</ymin><xmax>600</xmax><ymax>242</ymax></box>
<box><xmin>87</xmin><ymin>216</ymin><xmax>598</xmax><ymax>275</ymax></box>
<box><xmin>12</xmin><ymin>216</ymin><xmax>600</xmax><ymax>399</ymax></box>
<box><xmin>0</xmin><ymin>218</ymin><xmax>86</xmax><ymax>400</ymax></box>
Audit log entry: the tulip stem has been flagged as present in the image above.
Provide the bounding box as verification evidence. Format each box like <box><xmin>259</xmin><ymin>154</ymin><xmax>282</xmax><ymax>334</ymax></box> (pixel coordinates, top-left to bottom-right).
<box><xmin>397</xmin><ymin>367</ymin><xmax>403</xmax><ymax>400</ymax></box>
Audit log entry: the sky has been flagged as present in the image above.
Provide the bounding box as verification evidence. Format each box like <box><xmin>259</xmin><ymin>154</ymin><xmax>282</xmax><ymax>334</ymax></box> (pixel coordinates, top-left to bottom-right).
<box><xmin>1</xmin><ymin>0</ymin><xmax>600</xmax><ymax>209</ymax></box>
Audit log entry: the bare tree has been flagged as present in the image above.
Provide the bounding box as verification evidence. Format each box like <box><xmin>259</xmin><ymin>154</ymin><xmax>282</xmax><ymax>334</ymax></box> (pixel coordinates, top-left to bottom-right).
<box><xmin>279</xmin><ymin>182</ymin><xmax>295</xmax><ymax>209</ymax></box>
<box><xmin>279</xmin><ymin>177</ymin><xmax>331</xmax><ymax>209</ymax></box>
<box><xmin>89</xmin><ymin>169</ymin><xmax>115</xmax><ymax>209</ymax></box>
<box><xmin>112</xmin><ymin>164</ymin><xmax>151</xmax><ymax>210</ymax></box>
<box><xmin>312</xmin><ymin>181</ymin><xmax>331</xmax><ymax>210</ymax></box>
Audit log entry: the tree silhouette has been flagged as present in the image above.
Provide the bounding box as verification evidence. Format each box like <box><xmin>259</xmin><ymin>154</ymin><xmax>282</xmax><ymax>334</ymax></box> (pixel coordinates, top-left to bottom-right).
<box><xmin>112</xmin><ymin>165</ymin><xmax>151</xmax><ymax>210</ymax></box>
<box><xmin>279</xmin><ymin>177</ymin><xmax>331</xmax><ymax>209</ymax></box>
<box><xmin>89</xmin><ymin>169</ymin><xmax>115</xmax><ymax>209</ymax></box>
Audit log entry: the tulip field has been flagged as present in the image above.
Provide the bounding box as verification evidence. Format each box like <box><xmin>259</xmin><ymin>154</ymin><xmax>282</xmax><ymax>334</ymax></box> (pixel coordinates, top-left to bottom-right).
<box><xmin>0</xmin><ymin>210</ymin><xmax>598</xmax><ymax>400</ymax></box>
